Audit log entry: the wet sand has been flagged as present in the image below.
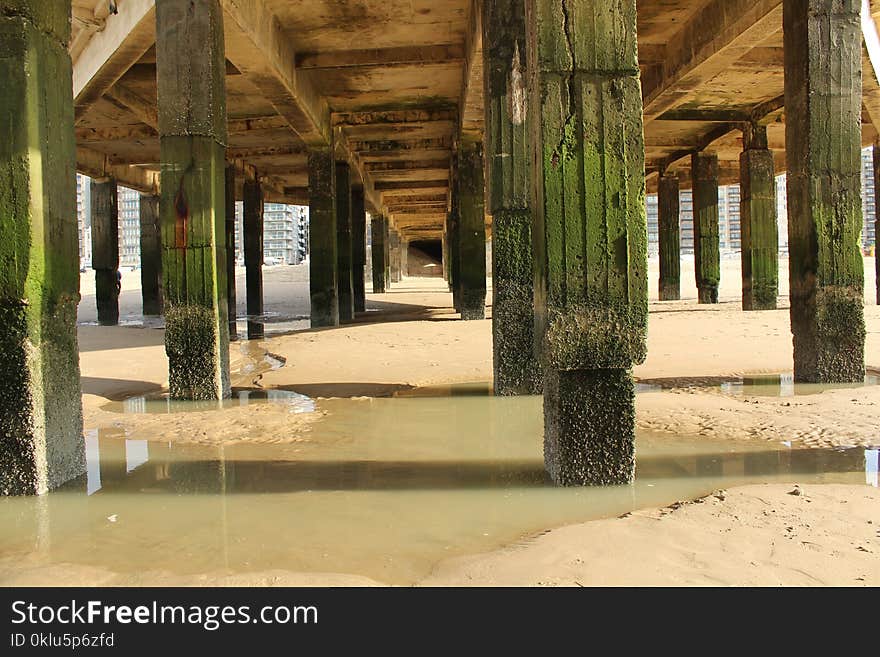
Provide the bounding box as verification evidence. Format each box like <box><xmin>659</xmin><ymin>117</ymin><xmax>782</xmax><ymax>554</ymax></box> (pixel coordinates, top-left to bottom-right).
<box><xmin>61</xmin><ymin>255</ymin><xmax>880</xmax><ymax>586</ymax></box>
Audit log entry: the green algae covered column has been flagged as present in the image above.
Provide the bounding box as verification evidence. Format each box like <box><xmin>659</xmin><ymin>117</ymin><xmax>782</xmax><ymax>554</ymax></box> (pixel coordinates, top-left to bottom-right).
<box><xmin>335</xmin><ymin>162</ymin><xmax>354</xmax><ymax>321</ymax></box>
<box><xmin>90</xmin><ymin>178</ymin><xmax>120</xmax><ymax>325</ymax></box>
<box><xmin>740</xmin><ymin>123</ymin><xmax>778</xmax><ymax>311</ymax></box>
<box><xmin>874</xmin><ymin>145</ymin><xmax>880</xmax><ymax>306</ymax></box>
<box><xmin>352</xmin><ymin>185</ymin><xmax>367</xmax><ymax>312</ymax></box>
<box><xmin>483</xmin><ymin>0</ymin><xmax>539</xmax><ymax>393</ymax></box>
<box><xmin>224</xmin><ymin>164</ymin><xmax>237</xmax><ymax>340</ymax></box>
<box><xmin>389</xmin><ymin>229</ymin><xmax>401</xmax><ymax>284</ymax></box>
<box><xmin>370</xmin><ymin>215</ymin><xmax>387</xmax><ymax>293</ymax></box>
<box><xmin>156</xmin><ymin>0</ymin><xmax>230</xmax><ymax>400</ymax></box>
<box><xmin>0</xmin><ymin>0</ymin><xmax>85</xmax><ymax>494</ymax></box>
<box><xmin>658</xmin><ymin>173</ymin><xmax>681</xmax><ymax>301</ymax></box>
<box><xmin>139</xmin><ymin>193</ymin><xmax>163</xmax><ymax>316</ymax></box>
<box><xmin>308</xmin><ymin>149</ymin><xmax>339</xmax><ymax>326</ymax></box>
<box><xmin>784</xmin><ymin>0</ymin><xmax>865</xmax><ymax>382</ymax></box>
<box><xmin>691</xmin><ymin>152</ymin><xmax>720</xmax><ymax>304</ymax></box>
<box><xmin>526</xmin><ymin>0</ymin><xmax>648</xmax><ymax>485</ymax></box>
<box><xmin>456</xmin><ymin>139</ymin><xmax>487</xmax><ymax>320</ymax></box>
<box><xmin>243</xmin><ymin>178</ymin><xmax>264</xmax><ymax>339</ymax></box>
<box><xmin>449</xmin><ymin>167</ymin><xmax>462</xmax><ymax>310</ymax></box>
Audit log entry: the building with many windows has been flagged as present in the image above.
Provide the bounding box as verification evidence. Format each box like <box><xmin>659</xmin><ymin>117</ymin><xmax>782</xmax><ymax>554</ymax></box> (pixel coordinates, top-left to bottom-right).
<box><xmin>233</xmin><ymin>202</ymin><xmax>309</xmax><ymax>265</ymax></box>
<box><xmin>118</xmin><ymin>186</ymin><xmax>141</xmax><ymax>267</ymax></box>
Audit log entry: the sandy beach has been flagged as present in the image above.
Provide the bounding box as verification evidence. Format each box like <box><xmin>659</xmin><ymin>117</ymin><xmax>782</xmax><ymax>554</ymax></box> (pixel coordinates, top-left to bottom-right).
<box><xmin>60</xmin><ymin>255</ymin><xmax>880</xmax><ymax>586</ymax></box>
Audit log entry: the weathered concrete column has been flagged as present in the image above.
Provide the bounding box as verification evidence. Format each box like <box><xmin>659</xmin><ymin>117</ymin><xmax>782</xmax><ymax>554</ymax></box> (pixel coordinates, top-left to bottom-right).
<box><xmin>784</xmin><ymin>0</ymin><xmax>865</xmax><ymax>381</ymax></box>
<box><xmin>874</xmin><ymin>144</ymin><xmax>880</xmax><ymax>306</ymax></box>
<box><xmin>483</xmin><ymin>0</ymin><xmax>539</xmax><ymax>394</ymax></box>
<box><xmin>456</xmin><ymin>139</ymin><xmax>487</xmax><ymax>320</ymax></box>
<box><xmin>352</xmin><ymin>185</ymin><xmax>367</xmax><ymax>312</ymax></box>
<box><xmin>370</xmin><ymin>215</ymin><xmax>387</xmax><ymax>293</ymax></box>
<box><xmin>657</xmin><ymin>173</ymin><xmax>681</xmax><ymax>301</ymax></box>
<box><xmin>335</xmin><ymin>162</ymin><xmax>354</xmax><ymax>321</ymax></box>
<box><xmin>384</xmin><ymin>219</ymin><xmax>392</xmax><ymax>287</ymax></box>
<box><xmin>389</xmin><ymin>229</ymin><xmax>401</xmax><ymax>283</ymax></box>
<box><xmin>90</xmin><ymin>179</ymin><xmax>120</xmax><ymax>325</ymax></box>
<box><xmin>400</xmin><ymin>236</ymin><xmax>409</xmax><ymax>278</ymax></box>
<box><xmin>138</xmin><ymin>193</ymin><xmax>163</xmax><ymax>316</ymax></box>
<box><xmin>243</xmin><ymin>178</ymin><xmax>264</xmax><ymax>339</ymax></box>
<box><xmin>441</xmin><ymin>233</ymin><xmax>449</xmax><ymax>281</ymax></box>
<box><xmin>740</xmin><ymin>123</ymin><xmax>778</xmax><ymax>311</ymax></box>
<box><xmin>156</xmin><ymin>0</ymin><xmax>230</xmax><ymax>400</ymax></box>
<box><xmin>0</xmin><ymin>0</ymin><xmax>85</xmax><ymax>494</ymax></box>
<box><xmin>691</xmin><ymin>152</ymin><xmax>720</xmax><ymax>304</ymax></box>
<box><xmin>448</xmin><ymin>170</ymin><xmax>462</xmax><ymax>309</ymax></box>
<box><xmin>528</xmin><ymin>0</ymin><xmax>648</xmax><ymax>485</ymax></box>
<box><xmin>224</xmin><ymin>164</ymin><xmax>237</xmax><ymax>340</ymax></box>
<box><xmin>308</xmin><ymin>149</ymin><xmax>339</xmax><ymax>326</ymax></box>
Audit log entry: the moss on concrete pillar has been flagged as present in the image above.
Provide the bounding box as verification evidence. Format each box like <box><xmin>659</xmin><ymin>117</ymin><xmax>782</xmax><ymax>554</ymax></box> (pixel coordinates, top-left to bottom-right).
<box><xmin>691</xmin><ymin>152</ymin><xmax>720</xmax><ymax>304</ymax></box>
<box><xmin>784</xmin><ymin>0</ymin><xmax>865</xmax><ymax>382</ymax></box>
<box><xmin>483</xmin><ymin>0</ymin><xmax>539</xmax><ymax>394</ymax></box>
<box><xmin>456</xmin><ymin>139</ymin><xmax>487</xmax><ymax>320</ymax></box>
<box><xmin>156</xmin><ymin>0</ymin><xmax>230</xmax><ymax>400</ymax></box>
<box><xmin>308</xmin><ymin>148</ymin><xmax>339</xmax><ymax>326</ymax></box>
<box><xmin>383</xmin><ymin>219</ymin><xmax>391</xmax><ymax>287</ymax></box>
<box><xmin>90</xmin><ymin>178</ymin><xmax>119</xmax><ymax>325</ymax></box>
<box><xmin>740</xmin><ymin>124</ymin><xmax>778</xmax><ymax>311</ymax></box>
<box><xmin>657</xmin><ymin>173</ymin><xmax>681</xmax><ymax>301</ymax></box>
<box><xmin>243</xmin><ymin>178</ymin><xmax>263</xmax><ymax>339</ymax></box>
<box><xmin>224</xmin><ymin>164</ymin><xmax>237</xmax><ymax>340</ymax></box>
<box><xmin>448</xmin><ymin>164</ymin><xmax>462</xmax><ymax>310</ymax></box>
<box><xmin>335</xmin><ymin>162</ymin><xmax>354</xmax><ymax>321</ymax></box>
<box><xmin>370</xmin><ymin>215</ymin><xmax>387</xmax><ymax>293</ymax></box>
<box><xmin>352</xmin><ymin>185</ymin><xmax>367</xmax><ymax>312</ymax></box>
<box><xmin>528</xmin><ymin>0</ymin><xmax>647</xmax><ymax>485</ymax></box>
<box><xmin>874</xmin><ymin>145</ymin><xmax>880</xmax><ymax>306</ymax></box>
<box><xmin>138</xmin><ymin>193</ymin><xmax>163</xmax><ymax>316</ymax></box>
<box><xmin>0</xmin><ymin>0</ymin><xmax>85</xmax><ymax>494</ymax></box>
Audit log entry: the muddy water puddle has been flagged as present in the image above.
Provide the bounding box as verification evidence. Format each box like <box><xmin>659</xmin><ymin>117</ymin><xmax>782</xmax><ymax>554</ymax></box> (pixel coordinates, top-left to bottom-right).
<box><xmin>1</xmin><ymin>391</ymin><xmax>877</xmax><ymax>585</ymax></box>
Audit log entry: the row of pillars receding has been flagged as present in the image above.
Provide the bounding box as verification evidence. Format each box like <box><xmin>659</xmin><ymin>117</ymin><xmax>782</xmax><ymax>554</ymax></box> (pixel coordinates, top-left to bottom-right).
<box><xmin>656</xmin><ymin>124</ymin><xmax>780</xmax><ymax>312</ymax></box>
<box><xmin>0</xmin><ymin>0</ymin><xmax>873</xmax><ymax>495</ymax></box>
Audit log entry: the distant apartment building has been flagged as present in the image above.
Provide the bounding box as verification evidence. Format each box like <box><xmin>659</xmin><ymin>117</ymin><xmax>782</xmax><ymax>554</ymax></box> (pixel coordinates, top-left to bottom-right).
<box><xmin>76</xmin><ymin>174</ymin><xmax>91</xmax><ymax>267</ymax></box>
<box><xmin>234</xmin><ymin>202</ymin><xmax>309</xmax><ymax>265</ymax></box>
<box><xmin>862</xmin><ymin>148</ymin><xmax>877</xmax><ymax>249</ymax></box>
<box><xmin>118</xmin><ymin>186</ymin><xmax>141</xmax><ymax>267</ymax></box>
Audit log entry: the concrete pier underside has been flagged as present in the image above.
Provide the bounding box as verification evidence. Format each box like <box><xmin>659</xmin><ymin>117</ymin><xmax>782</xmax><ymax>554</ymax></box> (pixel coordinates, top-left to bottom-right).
<box><xmin>3</xmin><ymin>0</ymin><xmax>879</xmax><ymax>493</ymax></box>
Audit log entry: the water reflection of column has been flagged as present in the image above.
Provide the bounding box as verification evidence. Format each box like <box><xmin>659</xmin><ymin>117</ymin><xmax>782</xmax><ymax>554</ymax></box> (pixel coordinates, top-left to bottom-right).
<box><xmin>220</xmin><ymin>444</ymin><xmax>229</xmax><ymax>570</ymax></box>
<box><xmin>98</xmin><ymin>428</ymin><xmax>129</xmax><ymax>486</ymax></box>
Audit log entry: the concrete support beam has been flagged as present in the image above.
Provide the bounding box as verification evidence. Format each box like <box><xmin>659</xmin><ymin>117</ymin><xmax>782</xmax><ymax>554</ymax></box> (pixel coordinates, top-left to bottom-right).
<box><xmin>389</xmin><ymin>229</ymin><xmax>402</xmax><ymax>284</ymax></box>
<box><xmin>740</xmin><ymin>124</ymin><xmax>778</xmax><ymax>311</ymax></box>
<box><xmin>784</xmin><ymin>0</ymin><xmax>865</xmax><ymax>382</ymax></box>
<box><xmin>691</xmin><ymin>152</ymin><xmax>721</xmax><ymax>304</ymax></box>
<box><xmin>90</xmin><ymin>179</ymin><xmax>120</xmax><ymax>326</ymax></box>
<box><xmin>484</xmin><ymin>0</ymin><xmax>538</xmax><ymax>394</ymax></box>
<box><xmin>370</xmin><ymin>215</ymin><xmax>387</xmax><ymax>293</ymax></box>
<box><xmin>352</xmin><ymin>186</ymin><xmax>367</xmax><ymax>312</ymax></box>
<box><xmin>456</xmin><ymin>139</ymin><xmax>487</xmax><ymax>320</ymax></box>
<box><xmin>658</xmin><ymin>173</ymin><xmax>681</xmax><ymax>301</ymax></box>
<box><xmin>138</xmin><ymin>193</ymin><xmax>163</xmax><ymax>316</ymax></box>
<box><xmin>224</xmin><ymin>165</ymin><xmax>238</xmax><ymax>340</ymax></box>
<box><xmin>335</xmin><ymin>162</ymin><xmax>355</xmax><ymax>321</ymax></box>
<box><xmin>308</xmin><ymin>149</ymin><xmax>339</xmax><ymax>326</ymax></box>
<box><xmin>528</xmin><ymin>0</ymin><xmax>647</xmax><ymax>485</ymax></box>
<box><xmin>441</xmin><ymin>234</ymin><xmax>449</xmax><ymax>282</ymax></box>
<box><xmin>156</xmin><ymin>0</ymin><xmax>231</xmax><ymax>400</ymax></box>
<box><xmin>72</xmin><ymin>0</ymin><xmax>155</xmax><ymax>120</ymax></box>
<box><xmin>448</xmin><ymin>163</ymin><xmax>462</xmax><ymax>308</ymax></box>
<box><xmin>243</xmin><ymin>178</ymin><xmax>264</xmax><ymax>339</ymax></box>
<box><xmin>0</xmin><ymin>0</ymin><xmax>85</xmax><ymax>494</ymax></box>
